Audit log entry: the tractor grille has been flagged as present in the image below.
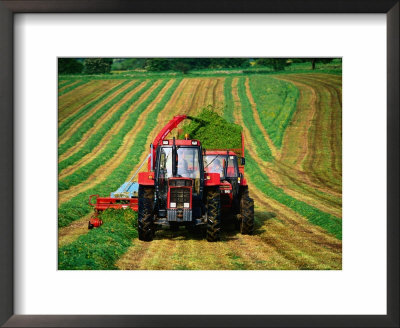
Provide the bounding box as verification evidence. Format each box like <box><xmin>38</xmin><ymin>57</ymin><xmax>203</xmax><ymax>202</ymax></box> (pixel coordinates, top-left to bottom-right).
<box><xmin>169</xmin><ymin>187</ymin><xmax>190</xmax><ymax>208</ymax></box>
<box><xmin>169</xmin><ymin>179</ymin><xmax>192</xmax><ymax>187</ymax></box>
<box><xmin>167</xmin><ymin>209</ymin><xmax>192</xmax><ymax>222</ymax></box>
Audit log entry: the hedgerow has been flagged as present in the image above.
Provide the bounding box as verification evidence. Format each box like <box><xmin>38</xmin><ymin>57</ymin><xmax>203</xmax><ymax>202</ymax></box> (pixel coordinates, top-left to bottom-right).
<box><xmin>245</xmin><ymin>151</ymin><xmax>342</xmax><ymax>239</ymax></box>
<box><xmin>58</xmin><ymin>79</ymin><xmax>169</xmax><ymax>190</ymax></box>
<box><xmin>236</xmin><ymin>77</ymin><xmax>273</xmax><ymax>161</ymax></box>
<box><xmin>58</xmin><ymin>80</ymin><xmax>146</xmax><ymax>157</ymax></box>
<box><xmin>58</xmin><ymin>209</ymin><xmax>138</xmax><ymax>270</ymax></box>
<box><xmin>248</xmin><ymin>75</ymin><xmax>299</xmax><ymax>149</ymax></box>
<box><xmin>58</xmin><ymin>78</ymin><xmax>182</xmax><ymax>228</ymax></box>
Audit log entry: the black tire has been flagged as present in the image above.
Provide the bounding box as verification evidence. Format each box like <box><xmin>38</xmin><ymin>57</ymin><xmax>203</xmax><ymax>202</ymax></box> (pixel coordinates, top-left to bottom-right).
<box><xmin>240</xmin><ymin>189</ymin><xmax>254</xmax><ymax>235</ymax></box>
<box><xmin>206</xmin><ymin>187</ymin><xmax>221</xmax><ymax>242</ymax></box>
<box><xmin>88</xmin><ymin>221</ymin><xmax>94</xmax><ymax>230</ymax></box>
<box><xmin>138</xmin><ymin>186</ymin><xmax>155</xmax><ymax>241</ymax></box>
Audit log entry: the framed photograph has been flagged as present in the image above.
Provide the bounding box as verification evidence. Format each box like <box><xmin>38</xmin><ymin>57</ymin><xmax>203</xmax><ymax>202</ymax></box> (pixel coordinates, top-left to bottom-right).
<box><xmin>1</xmin><ymin>1</ymin><xmax>398</xmax><ymax>327</ymax></box>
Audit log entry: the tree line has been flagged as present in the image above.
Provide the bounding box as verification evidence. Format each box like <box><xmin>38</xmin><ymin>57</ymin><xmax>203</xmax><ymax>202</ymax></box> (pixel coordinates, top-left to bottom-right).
<box><xmin>59</xmin><ymin>58</ymin><xmax>338</xmax><ymax>75</ymax></box>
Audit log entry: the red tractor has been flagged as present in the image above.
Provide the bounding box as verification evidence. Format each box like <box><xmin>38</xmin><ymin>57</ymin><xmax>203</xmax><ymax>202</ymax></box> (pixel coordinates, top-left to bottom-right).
<box><xmin>89</xmin><ymin>115</ymin><xmax>254</xmax><ymax>241</ymax></box>
<box><xmin>204</xmin><ymin>134</ymin><xmax>254</xmax><ymax>234</ymax></box>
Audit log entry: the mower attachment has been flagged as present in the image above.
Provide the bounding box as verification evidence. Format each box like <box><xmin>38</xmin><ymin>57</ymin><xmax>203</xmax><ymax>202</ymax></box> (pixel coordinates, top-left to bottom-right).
<box><xmin>87</xmin><ymin>194</ymin><xmax>138</xmax><ymax>229</ymax></box>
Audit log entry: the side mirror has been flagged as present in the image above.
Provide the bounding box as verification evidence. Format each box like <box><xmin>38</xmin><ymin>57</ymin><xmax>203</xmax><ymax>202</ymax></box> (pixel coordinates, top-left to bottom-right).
<box><xmin>241</xmin><ymin>157</ymin><xmax>245</xmax><ymax>165</ymax></box>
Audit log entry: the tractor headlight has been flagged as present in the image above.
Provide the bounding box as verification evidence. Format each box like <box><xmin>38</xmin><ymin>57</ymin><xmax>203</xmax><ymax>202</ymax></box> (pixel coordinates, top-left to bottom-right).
<box><xmin>184</xmin><ymin>202</ymin><xmax>190</xmax><ymax>208</ymax></box>
<box><xmin>170</xmin><ymin>202</ymin><xmax>176</xmax><ymax>208</ymax></box>
<box><xmin>224</xmin><ymin>190</ymin><xmax>231</xmax><ymax>194</ymax></box>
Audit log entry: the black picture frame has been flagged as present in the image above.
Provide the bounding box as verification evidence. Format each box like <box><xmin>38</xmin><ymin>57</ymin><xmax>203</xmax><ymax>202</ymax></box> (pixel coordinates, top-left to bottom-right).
<box><xmin>0</xmin><ymin>1</ymin><xmax>398</xmax><ymax>327</ymax></box>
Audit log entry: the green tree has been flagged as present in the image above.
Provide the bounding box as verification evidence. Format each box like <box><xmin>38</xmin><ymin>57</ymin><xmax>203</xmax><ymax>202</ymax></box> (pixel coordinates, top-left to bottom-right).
<box><xmin>172</xmin><ymin>61</ymin><xmax>191</xmax><ymax>74</ymax></box>
<box><xmin>83</xmin><ymin>58</ymin><xmax>113</xmax><ymax>74</ymax></box>
<box><xmin>112</xmin><ymin>58</ymin><xmax>147</xmax><ymax>71</ymax></box>
<box><xmin>309</xmin><ymin>58</ymin><xmax>334</xmax><ymax>70</ymax></box>
<box><xmin>58</xmin><ymin>58</ymin><xmax>83</xmax><ymax>74</ymax></box>
<box><xmin>144</xmin><ymin>58</ymin><xmax>171</xmax><ymax>71</ymax></box>
<box><xmin>210</xmin><ymin>58</ymin><xmax>249</xmax><ymax>69</ymax></box>
<box><xmin>255</xmin><ymin>58</ymin><xmax>289</xmax><ymax>71</ymax></box>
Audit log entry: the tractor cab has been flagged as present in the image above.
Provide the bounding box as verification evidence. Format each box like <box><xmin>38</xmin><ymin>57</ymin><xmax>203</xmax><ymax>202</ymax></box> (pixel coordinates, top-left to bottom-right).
<box><xmin>204</xmin><ymin>150</ymin><xmax>241</xmax><ymax>211</ymax></box>
<box><xmin>154</xmin><ymin>138</ymin><xmax>204</xmax><ymax>222</ymax></box>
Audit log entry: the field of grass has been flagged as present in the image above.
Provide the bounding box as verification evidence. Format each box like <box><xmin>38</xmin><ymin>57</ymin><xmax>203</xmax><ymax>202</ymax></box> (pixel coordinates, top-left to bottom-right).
<box><xmin>58</xmin><ymin>67</ymin><xmax>342</xmax><ymax>270</ymax></box>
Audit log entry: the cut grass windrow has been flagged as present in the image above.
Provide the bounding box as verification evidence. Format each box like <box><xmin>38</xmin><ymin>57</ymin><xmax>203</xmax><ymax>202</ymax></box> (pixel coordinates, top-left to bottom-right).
<box><xmin>248</xmin><ymin>75</ymin><xmax>299</xmax><ymax>149</ymax></box>
<box><xmin>231</xmin><ymin>74</ymin><xmax>342</xmax><ymax>238</ymax></box>
<box><xmin>58</xmin><ymin>80</ymin><xmax>171</xmax><ymax>198</ymax></box>
<box><xmin>236</xmin><ymin>77</ymin><xmax>273</xmax><ymax>161</ymax></box>
<box><xmin>58</xmin><ymin>81</ymin><xmax>145</xmax><ymax>162</ymax></box>
<box><xmin>245</xmin><ymin>151</ymin><xmax>342</xmax><ymax>239</ymax></box>
<box><xmin>58</xmin><ymin>209</ymin><xmax>138</xmax><ymax>270</ymax></box>
<box><xmin>58</xmin><ymin>80</ymin><xmax>131</xmax><ymax>138</ymax></box>
<box><xmin>58</xmin><ymin>78</ymin><xmax>182</xmax><ymax>228</ymax></box>
<box><xmin>282</xmin><ymin>75</ymin><xmax>342</xmax><ymax>192</ymax></box>
<box><xmin>58</xmin><ymin>80</ymin><xmax>149</xmax><ymax>164</ymax></box>
<box><xmin>58</xmin><ymin>80</ymin><xmax>74</xmax><ymax>89</ymax></box>
<box><xmin>58</xmin><ymin>79</ymin><xmax>167</xmax><ymax>191</ymax></box>
<box><xmin>58</xmin><ymin>80</ymin><xmax>89</xmax><ymax>97</ymax></box>
<box><xmin>223</xmin><ymin>77</ymin><xmax>234</xmax><ymax>123</ymax></box>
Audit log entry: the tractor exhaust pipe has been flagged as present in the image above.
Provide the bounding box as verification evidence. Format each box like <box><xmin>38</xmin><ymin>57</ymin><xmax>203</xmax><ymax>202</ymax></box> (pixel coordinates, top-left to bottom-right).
<box><xmin>172</xmin><ymin>137</ymin><xmax>177</xmax><ymax>177</ymax></box>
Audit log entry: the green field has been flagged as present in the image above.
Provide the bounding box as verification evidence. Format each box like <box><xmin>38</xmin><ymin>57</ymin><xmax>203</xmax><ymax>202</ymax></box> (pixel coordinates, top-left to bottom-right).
<box><xmin>58</xmin><ymin>63</ymin><xmax>342</xmax><ymax>270</ymax></box>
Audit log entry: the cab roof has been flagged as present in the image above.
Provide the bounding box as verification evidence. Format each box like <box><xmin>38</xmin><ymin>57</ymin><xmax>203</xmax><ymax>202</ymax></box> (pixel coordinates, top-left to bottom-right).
<box><xmin>205</xmin><ymin>150</ymin><xmax>237</xmax><ymax>156</ymax></box>
<box><xmin>160</xmin><ymin>139</ymin><xmax>201</xmax><ymax>146</ymax></box>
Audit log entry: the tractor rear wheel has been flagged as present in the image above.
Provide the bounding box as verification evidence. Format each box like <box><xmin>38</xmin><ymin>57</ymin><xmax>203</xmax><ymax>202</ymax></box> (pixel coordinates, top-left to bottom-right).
<box><xmin>206</xmin><ymin>187</ymin><xmax>221</xmax><ymax>242</ymax></box>
<box><xmin>240</xmin><ymin>189</ymin><xmax>254</xmax><ymax>235</ymax></box>
<box><xmin>138</xmin><ymin>186</ymin><xmax>155</xmax><ymax>241</ymax></box>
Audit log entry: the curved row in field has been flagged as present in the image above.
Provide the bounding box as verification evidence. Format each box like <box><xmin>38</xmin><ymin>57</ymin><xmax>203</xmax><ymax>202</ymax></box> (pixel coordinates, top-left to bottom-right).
<box><xmin>273</xmin><ymin>76</ymin><xmax>342</xmax><ymax>204</ymax></box>
<box><xmin>59</xmin><ymin>80</ymin><xmax>124</xmax><ymax>123</ymax></box>
<box><xmin>109</xmin><ymin>74</ymin><xmax>341</xmax><ymax>270</ymax></box>
<box><xmin>58</xmin><ymin>80</ymin><xmax>88</xmax><ymax>97</ymax></box>
<box><xmin>223</xmin><ymin>77</ymin><xmax>234</xmax><ymax>123</ymax></box>
<box><xmin>58</xmin><ymin>80</ymin><xmax>152</xmax><ymax>171</ymax></box>
<box><xmin>235</xmin><ymin>77</ymin><xmax>273</xmax><ymax>162</ymax></box>
<box><xmin>58</xmin><ymin>80</ymin><xmax>74</xmax><ymax>90</ymax></box>
<box><xmin>58</xmin><ymin>78</ymin><xmax>188</xmax><ymax>246</ymax></box>
<box><xmin>245</xmin><ymin>74</ymin><xmax>342</xmax><ymax>214</ymax></box>
<box><xmin>58</xmin><ymin>80</ymin><xmax>167</xmax><ymax>198</ymax></box>
<box><xmin>277</xmin><ymin>74</ymin><xmax>342</xmax><ymax>193</ymax></box>
<box><xmin>248</xmin><ymin>75</ymin><xmax>299</xmax><ymax>149</ymax></box>
<box><xmin>232</xmin><ymin>75</ymin><xmax>342</xmax><ymax>237</ymax></box>
<box><xmin>58</xmin><ymin>80</ymin><xmax>134</xmax><ymax>145</ymax></box>
<box><xmin>58</xmin><ymin>80</ymin><xmax>150</xmax><ymax>174</ymax></box>
<box><xmin>58</xmin><ymin>78</ymin><xmax>182</xmax><ymax>228</ymax></box>
<box><xmin>58</xmin><ymin>77</ymin><xmax>225</xmax><ymax>245</ymax></box>
<box><xmin>57</xmin><ymin>73</ymin><xmax>342</xmax><ymax>270</ymax></box>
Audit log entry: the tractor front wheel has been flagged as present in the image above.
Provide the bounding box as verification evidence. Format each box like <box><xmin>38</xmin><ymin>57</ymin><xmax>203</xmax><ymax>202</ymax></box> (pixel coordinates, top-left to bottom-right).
<box><xmin>138</xmin><ymin>186</ymin><xmax>155</xmax><ymax>241</ymax></box>
<box><xmin>240</xmin><ymin>189</ymin><xmax>254</xmax><ymax>235</ymax></box>
<box><xmin>206</xmin><ymin>187</ymin><xmax>221</xmax><ymax>242</ymax></box>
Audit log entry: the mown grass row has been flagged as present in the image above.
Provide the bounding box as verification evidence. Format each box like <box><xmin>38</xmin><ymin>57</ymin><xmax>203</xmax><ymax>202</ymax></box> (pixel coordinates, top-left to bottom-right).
<box><xmin>58</xmin><ymin>80</ymin><xmax>89</xmax><ymax>97</ymax></box>
<box><xmin>223</xmin><ymin>77</ymin><xmax>234</xmax><ymax>123</ymax></box>
<box><xmin>58</xmin><ymin>209</ymin><xmax>137</xmax><ymax>270</ymax></box>
<box><xmin>236</xmin><ymin>77</ymin><xmax>273</xmax><ymax>161</ymax></box>
<box><xmin>58</xmin><ymin>80</ymin><xmax>73</xmax><ymax>89</ymax></box>
<box><xmin>248</xmin><ymin>75</ymin><xmax>299</xmax><ymax>149</ymax></box>
<box><xmin>58</xmin><ymin>78</ymin><xmax>182</xmax><ymax>228</ymax></box>
<box><xmin>58</xmin><ymin>80</ymin><xmax>131</xmax><ymax>137</ymax></box>
<box><xmin>245</xmin><ymin>151</ymin><xmax>342</xmax><ymax>239</ymax></box>
<box><xmin>58</xmin><ymin>79</ymin><xmax>169</xmax><ymax>190</ymax></box>
<box><xmin>290</xmin><ymin>76</ymin><xmax>342</xmax><ymax>189</ymax></box>
<box><xmin>58</xmin><ymin>80</ymin><xmax>146</xmax><ymax>158</ymax></box>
